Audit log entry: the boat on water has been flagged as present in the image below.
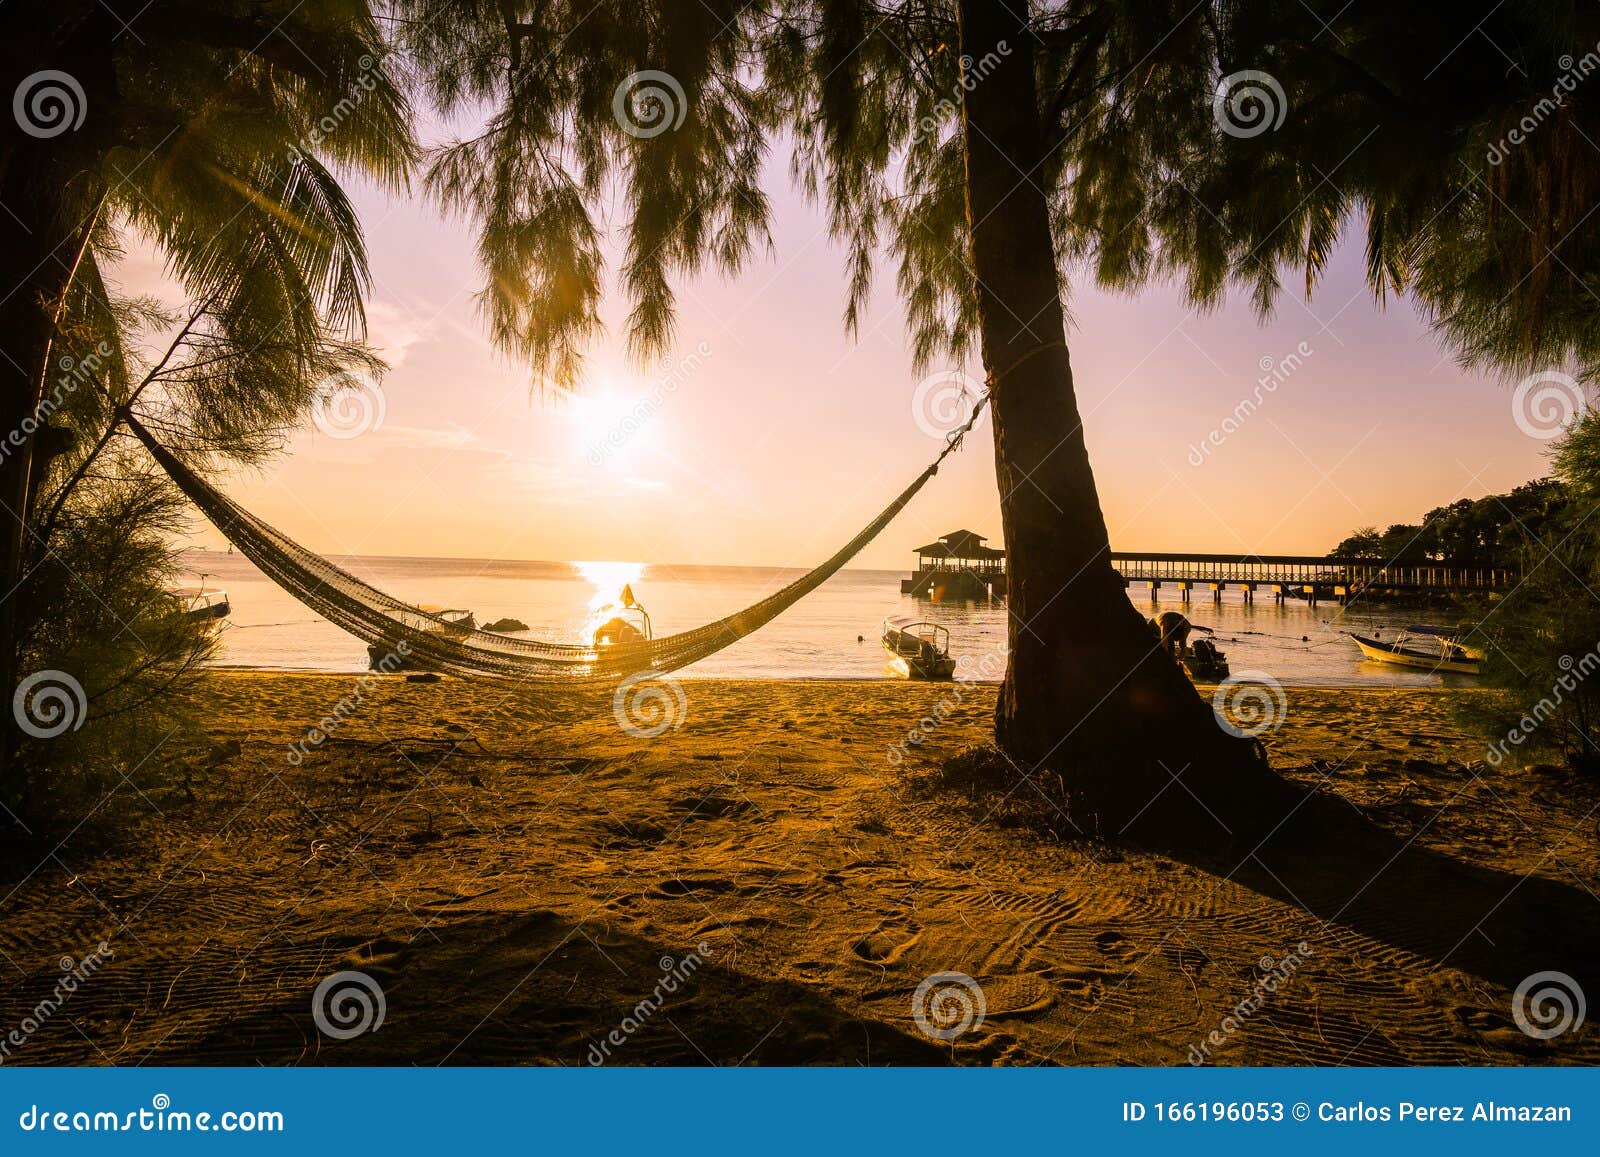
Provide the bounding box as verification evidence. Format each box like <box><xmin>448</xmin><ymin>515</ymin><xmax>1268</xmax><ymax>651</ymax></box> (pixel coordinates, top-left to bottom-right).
<box><xmin>1405</xmin><ymin>624</ymin><xmax>1487</xmax><ymax>661</ymax></box>
<box><xmin>367</xmin><ymin>605</ymin><xmax>475</xmax><ymax>670</ymax></box>
<box><xmin>593</xmin><ymin>584</ymin><xmax>652</xmax><ymax>648</ymax></box>
<box><xmin>882</xmin><ymin>616</ymin><xmax>957</xmax><ymax>680</ymax></box>
<box><xmin>168</xmin><ymin>585</ymin><xmax>230</xmax><ymax>623</ymax></box>
<box><xmin>1347</xmin><ymin>629</ymin><xmax>1481</xmax><ymax>675</ymax></box>
<box><xmin>1181</xmin><ymin>637</ymin><xmax>1230</xmax><ymax>680</ymax></box>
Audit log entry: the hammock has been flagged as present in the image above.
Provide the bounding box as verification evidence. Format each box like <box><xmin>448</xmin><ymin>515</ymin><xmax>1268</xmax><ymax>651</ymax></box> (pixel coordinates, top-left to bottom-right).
<box><xmin>125</xmin><ymin>402</ymin><xmax>986</xmax><ymax>683</ymax></box>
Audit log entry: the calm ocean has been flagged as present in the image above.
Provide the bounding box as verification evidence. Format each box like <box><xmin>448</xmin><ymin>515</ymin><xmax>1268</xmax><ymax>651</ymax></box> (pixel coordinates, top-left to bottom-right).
<box><xmin>182</xmin><ymin>549</ymin><xmax>1468</xmax><ymax>687</ymax></box>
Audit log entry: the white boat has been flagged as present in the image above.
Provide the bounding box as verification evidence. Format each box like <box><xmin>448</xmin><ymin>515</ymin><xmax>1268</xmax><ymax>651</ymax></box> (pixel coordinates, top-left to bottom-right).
<box><xmin>882</xmin><ymin>616</ymin><xmax>957</xmax><ymax>680</ymax></box>
<box><xmin>1405</xmin><ymin>624</ymin><xmax>1487</xmax><ymax>661</ymax></box>
<box><xmin>593</xmin><ymin>583</ymin><xmax>652</xmax><ymax>648</ymax></box>
<box><xmin>1347</xmin><ymin>631</ymin><xmax>1481</xmax><ymax>675</ymax></box>
<box><xmin>367</xmin><ymin>605</ymin><xmax>475</xmax><ymax>670</ymax></box>
<box><xmin>167</xmin><ymin>585</ymin><xmax>229</xmax><ymax>625</ymax></box>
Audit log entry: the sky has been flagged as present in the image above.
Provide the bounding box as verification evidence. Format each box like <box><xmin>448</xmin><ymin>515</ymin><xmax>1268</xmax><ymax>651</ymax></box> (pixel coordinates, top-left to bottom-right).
<box><xmin>112</xmin><ymin>146</ymin><xmax>1556</xmax><ymax>573</ymax></box>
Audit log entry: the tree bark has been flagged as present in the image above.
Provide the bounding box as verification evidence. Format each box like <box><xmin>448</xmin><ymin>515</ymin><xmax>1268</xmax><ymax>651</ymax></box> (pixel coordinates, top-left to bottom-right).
<box><xmin>956</xmin><ymin>0</ymin><xmax>1278</xmax><ymax>843</ymax></box>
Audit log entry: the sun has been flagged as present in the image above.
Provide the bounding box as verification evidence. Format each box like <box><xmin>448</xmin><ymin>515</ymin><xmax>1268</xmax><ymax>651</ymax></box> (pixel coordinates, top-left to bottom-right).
<box><xmin>568</xmin><ymin>389</ymin><xmax>657</xmax><ymax>468</ymax></box>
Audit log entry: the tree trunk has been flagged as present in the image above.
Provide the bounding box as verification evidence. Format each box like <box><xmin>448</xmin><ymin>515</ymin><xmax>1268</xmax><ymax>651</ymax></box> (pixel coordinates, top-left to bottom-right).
<box><xmin>0</xmin><ymin>144</ymin><xmax>87</xmax><ymax>776</ymax></box>
<box><xmin>0</xmin><ymin>12</ymin><xmax>115</xmax><ymax>780</ymax></box>
<box><xmin>956</xmin><ymin>0</ymin><xmax>1279</xmax><ymax>843</ymax></box>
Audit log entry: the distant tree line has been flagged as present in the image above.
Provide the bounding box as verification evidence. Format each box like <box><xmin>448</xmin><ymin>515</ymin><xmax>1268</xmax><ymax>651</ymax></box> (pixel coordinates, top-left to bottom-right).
<box><xmin>1329</xmin><ymin>480</ymin><xmax>1569</xmax><ymax>569</ymax></box>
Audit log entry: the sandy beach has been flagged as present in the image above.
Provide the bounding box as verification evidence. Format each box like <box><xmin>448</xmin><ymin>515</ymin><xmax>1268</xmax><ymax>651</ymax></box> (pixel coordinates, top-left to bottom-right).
<box><xmin>2</xmin><ymin>674</ymin><xmax>1597</xmax><ymax>1066</ymax></box>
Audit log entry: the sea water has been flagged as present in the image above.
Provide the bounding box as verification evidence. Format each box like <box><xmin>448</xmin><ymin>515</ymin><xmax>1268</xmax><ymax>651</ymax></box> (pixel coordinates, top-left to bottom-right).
<box><xmin>183</xmin><ymin>549</ymin><xmax>1470</xmax><ymax>687</ymax></box>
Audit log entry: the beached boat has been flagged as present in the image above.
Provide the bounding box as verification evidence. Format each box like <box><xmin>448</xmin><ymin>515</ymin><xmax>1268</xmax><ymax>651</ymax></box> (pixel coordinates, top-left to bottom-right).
<box><xmin>882</xmin><ymin>616</ymin><xmax>957</xmax><ymax>680</ymax></box>
<box><xmin>1347</xmin><ymin>630</ymin><xmax>1481</xmax><ymax>675</ymax></box>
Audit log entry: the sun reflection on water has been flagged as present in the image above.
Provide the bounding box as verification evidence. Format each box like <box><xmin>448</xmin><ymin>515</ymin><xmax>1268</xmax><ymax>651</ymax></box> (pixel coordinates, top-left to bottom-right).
<box><xmin>574</xmin><ymin>560</ymin><xmax>646</xmax><ymax>637</ymax></box>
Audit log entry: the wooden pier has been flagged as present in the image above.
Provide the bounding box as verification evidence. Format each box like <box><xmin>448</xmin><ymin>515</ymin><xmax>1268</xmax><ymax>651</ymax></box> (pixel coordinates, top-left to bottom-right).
<box><xmin>1110</xmin><ymin>552</ymin><xmax>1516</xmax><ymax>605</ymax></box>
<box><xmin>901</xmin><ymin>535</ymin><xmax>1515</xmax><ymax>605</ymax></box>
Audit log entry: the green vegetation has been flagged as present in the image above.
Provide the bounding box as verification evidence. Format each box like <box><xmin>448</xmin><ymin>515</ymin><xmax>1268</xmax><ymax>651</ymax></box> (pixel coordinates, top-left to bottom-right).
<box><xmin>1330</xmin><ymin>480</ymin><xmax>1569</xmax><ymax>567</ymax></box>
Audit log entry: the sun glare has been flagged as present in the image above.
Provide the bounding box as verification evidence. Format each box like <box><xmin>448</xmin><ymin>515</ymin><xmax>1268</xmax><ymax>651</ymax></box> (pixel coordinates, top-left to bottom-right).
<box><xmin>574</xmin><ymin>560</ymin><xmax>647</xmax><ymax>638</ymax></box>
<box><xmin>568</xmin><ymin>389</ymin><xmax>657</xmax><ymax>467</ymax></box>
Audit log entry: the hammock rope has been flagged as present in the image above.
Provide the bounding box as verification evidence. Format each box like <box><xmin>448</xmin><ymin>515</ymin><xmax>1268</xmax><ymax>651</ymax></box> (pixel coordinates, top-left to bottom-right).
<box><xmin>124</xmin><ymin>394</ymin><xmax>988</xmax><ymax>683</ymax></box>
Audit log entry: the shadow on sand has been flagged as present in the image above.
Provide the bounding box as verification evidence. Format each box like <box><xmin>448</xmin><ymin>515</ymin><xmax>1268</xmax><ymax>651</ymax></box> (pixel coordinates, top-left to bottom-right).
<box><xmin>141</xmin><ymin>910</ymin><xmax>948</xmax><ymax>1066</ymax></box>
<box><xmin>1183</xmin><ymin>781</ymin><xmax>1600</xmax><ymax>996</ymax></box>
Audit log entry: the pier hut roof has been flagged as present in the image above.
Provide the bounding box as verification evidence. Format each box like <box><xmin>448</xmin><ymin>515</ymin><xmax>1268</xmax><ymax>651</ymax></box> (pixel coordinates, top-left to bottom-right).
<box><xmin>915</xmin><ymin>530</ymin><xmax>1005</xmax><ymax>560</ymax></box>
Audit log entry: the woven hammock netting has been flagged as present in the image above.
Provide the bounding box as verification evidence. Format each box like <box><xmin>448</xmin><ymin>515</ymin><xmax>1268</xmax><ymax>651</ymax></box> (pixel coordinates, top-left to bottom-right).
<box><xmin>125</xmin><ymin>403</ymin><xmax>985</xmax><ymax>685</ymax></box>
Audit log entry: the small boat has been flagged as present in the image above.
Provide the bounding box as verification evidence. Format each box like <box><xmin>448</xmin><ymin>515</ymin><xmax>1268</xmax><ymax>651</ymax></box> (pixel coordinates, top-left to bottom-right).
<box><xmin>168</xmin><ymin>585</ymin><xmax>230</xmax><ymax>623</ymax></box>
<box><xmin>1347</xmin><ymin>630</ymin><xmax>1481</xmax><ymax>675</ymax></box>
<box><xmin>1405</xmin><ymin>624</ymin><xmax>1487</xmax><ymax>661</ymax></box>
<box><xmin>593</xmin><ymin>583</ymin><xmax>652</xmax><ymax>648</ymax></box>
<box><xmin>1181</xmin><ymin>637</ymin><xmax>1230</xmax><ymax>680</ymax></box>
<box><xmin>367</xmin><ymin>605</ymin><xmax>475</xmax><ymax>670</ymax></box>
<box><xmin>882</xmin><ymin>616</ymin><xmax>957</xmax><ymax>680</ymax></box>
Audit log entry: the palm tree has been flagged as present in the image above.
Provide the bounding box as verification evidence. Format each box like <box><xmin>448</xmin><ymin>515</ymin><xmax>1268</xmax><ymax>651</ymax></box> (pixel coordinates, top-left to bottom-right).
<box><xmin>0</xmin><ymin>0</ymin><xmax>416</xmax><ymax>765</ymax></box>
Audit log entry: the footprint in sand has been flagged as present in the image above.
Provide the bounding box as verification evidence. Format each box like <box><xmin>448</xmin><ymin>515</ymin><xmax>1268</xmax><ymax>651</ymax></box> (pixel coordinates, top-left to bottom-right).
<box><xmin>669</xmin><ymin>793</ymin><xmax>752</xmax><ymax>820</ymax></box>
<box><xmin>1094</xmin><ymin>930</ymin><xmax>1143</xmax><ymax>964</ymax></box>
<box><xmin>850</xmin><ymin>917</ymin><xmax>924</xmax><ymax>965</ymax></box>
<box><xmin>650</xmin><ymin>877</ymin><xmax>736</xmax><ymax>899</ymax></box>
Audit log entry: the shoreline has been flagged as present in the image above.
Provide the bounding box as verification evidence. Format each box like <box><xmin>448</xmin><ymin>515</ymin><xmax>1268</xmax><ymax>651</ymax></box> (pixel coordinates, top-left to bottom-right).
<box><xmin>198</xmin><ymin>665</ymin><xmax>1470</xmax><ymax>691</ymax></box>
